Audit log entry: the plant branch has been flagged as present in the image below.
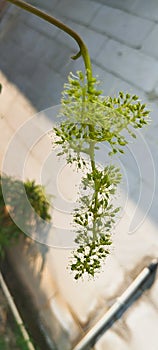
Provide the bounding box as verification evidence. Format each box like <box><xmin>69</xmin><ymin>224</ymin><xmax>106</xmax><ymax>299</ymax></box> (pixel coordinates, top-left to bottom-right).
<box><xmin>6</xmin><ymin>0</ymin><xmax>93</xmax><ymax>89</ymax></box>
<box><xmin>89</xmin><ymin>137</ymin><xmax>98</xmax><ymax>241</ymax></box>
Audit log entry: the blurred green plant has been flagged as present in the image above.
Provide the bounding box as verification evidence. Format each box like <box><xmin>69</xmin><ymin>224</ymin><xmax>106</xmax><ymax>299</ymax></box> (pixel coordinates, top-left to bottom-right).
<box><xmin>0</xmin><ymin>174</ymin><xmax>51</xmax><ymax>258</ymax></box>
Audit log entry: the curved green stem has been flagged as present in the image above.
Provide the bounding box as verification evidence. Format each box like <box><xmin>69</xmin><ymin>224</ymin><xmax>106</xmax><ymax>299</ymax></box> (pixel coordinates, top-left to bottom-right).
<box><xmin>6</xmin><ymin>0</ymin><xmax>93</xmax><ymax>90</ymax></box>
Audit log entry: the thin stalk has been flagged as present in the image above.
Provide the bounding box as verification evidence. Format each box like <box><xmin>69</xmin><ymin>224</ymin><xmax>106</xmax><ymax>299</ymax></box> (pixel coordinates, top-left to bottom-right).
<box><xmin>89</xmin><ymin>136</ymin><xmax>98</xmax><ymax>241</ymax></box>
<box><xmin>6</xmin><ymin>0</ymin><xmax>93</xmax><ymax>90</ymax></box>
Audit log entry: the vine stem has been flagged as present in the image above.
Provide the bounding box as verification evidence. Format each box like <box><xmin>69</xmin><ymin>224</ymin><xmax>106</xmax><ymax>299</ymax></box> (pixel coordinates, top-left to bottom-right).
<box><xmin>89</xmin><ymin>135</ymin><xmax>98</xmax><ymax>241</ymax></box>
<box><xmin>6</xmin><ymin>0</ymin><xmax>93</xmax><ymax>90</ymax></box>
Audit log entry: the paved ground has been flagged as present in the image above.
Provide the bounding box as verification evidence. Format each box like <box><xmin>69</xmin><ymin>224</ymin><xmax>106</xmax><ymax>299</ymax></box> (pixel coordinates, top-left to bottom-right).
<box><xmin>0</xmin><ymin>1</ymin><xmax>158</xmax><ymax>349</ymax></box>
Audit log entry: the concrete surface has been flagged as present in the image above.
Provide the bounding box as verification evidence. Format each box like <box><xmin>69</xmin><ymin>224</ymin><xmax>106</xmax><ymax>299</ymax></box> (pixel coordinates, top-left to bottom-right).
<box><xmin>0</xmin><ymin>1</ymin><xmax>158</xmax><ymax>349</ymax></box>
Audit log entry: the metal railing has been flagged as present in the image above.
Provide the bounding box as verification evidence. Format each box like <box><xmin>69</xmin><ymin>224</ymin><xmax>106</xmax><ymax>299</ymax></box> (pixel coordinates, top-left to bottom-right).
<box><xmin>73</xmin><ymin>259</ymin><xmax>158</xmax><ymax>350</ymax></box>
<box><xmin>0</xmin><ymin>271</ymin><xmax>35</xmax><ymax>350</ymax></box>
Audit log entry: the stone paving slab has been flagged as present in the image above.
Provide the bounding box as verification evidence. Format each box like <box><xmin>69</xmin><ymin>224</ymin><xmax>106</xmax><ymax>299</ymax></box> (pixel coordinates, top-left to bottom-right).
<box><xmin>28</xmin><ymin>0</ymin><xmax>59</xmax><ymax>12</ymax></box>
<box><xmin>91</xmin><ymin>0</ymin><xmax>138</xmax><ymax>13</ymax></box>
<box><xmin>48</xmin><ymin>294</ymin><xmax>80</xmax><ymax>345</ymax></box>
<box><xmin>132</xmin><ymin>0</ymin><xmax>158</xmax><ymax>21</ymax></box>
<box><xmin>0</xmin><ymin>118</ymin><xmax>13</xmax><ymax>165</ymax></box>
<box><xmin>142</xmin><ymin>24</ymin><xmax>158</xmax><ymax>58</ymax></box>
<box><xmin>21</xmin><ymin>9</ymin><xmax>60</xmax><ymax>39</ymax></box>
<box><xmin>55</xmin><ymin>0</ymin><xmax>101</xmax><ymax>25</ymax></box>
<box><xmin>6</xmin><ymin>21</ymin><xmax>42</xmax><ymax>51</ymax></box>
<box><xmin>91</xmin><ymin>5</ymin><xmax>154</xmax><ymax>48</ymax></box>
<box><xmin>94</xmin><ymin>0</ymin><xmax>158</xmax><ymax>21</ymax></box>
<box><xmin>125</xmin><ymin>300</ymin><xmax>158</xmax><ymax>349</ymax></box>
<box><xmin>96</xmin><ymin>329</ymin><xmax>130</xmax><ymax>350</ymax></box>
<box><xmin>96</xmin><ymin>39</ymin><xmax>158</xmax><ymax>91</ymax></box>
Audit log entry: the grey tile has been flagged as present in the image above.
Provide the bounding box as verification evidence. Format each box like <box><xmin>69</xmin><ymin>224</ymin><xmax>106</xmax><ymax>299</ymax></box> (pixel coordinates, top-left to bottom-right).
<box><xmin>142</xmin><ymin>25</ymin><xmax>158</xmax><ymax>59</ymax></box>
<box><xmin>55</xmin><ymin>0</ymin><xmax>101</xmax><ymax>25</ymax></box>
<box><xmin>92</xmin><ymin>5</ymin><xmax>154</xmax><ymax>48</ymax></box>
<box><xmin>96</xmin><ymin>39</ymin><xmax>158</xmax><ymax>92</ymax></box>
